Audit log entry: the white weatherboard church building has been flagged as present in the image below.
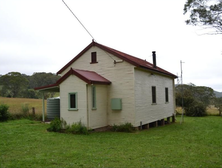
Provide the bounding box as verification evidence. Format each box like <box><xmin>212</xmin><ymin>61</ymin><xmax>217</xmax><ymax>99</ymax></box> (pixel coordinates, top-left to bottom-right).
<box><xmin>35</xmin><ymin>41</ymin><xmax>177</xmax><ymax>130</ymax></box>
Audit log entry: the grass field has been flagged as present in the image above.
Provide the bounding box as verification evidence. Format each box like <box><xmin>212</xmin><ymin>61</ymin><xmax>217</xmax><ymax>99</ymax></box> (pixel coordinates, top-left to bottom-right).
<box><xmin>0</xmin><ymin>116</ymin><xmax>222</xmax><ymax>167</ymax></box>
<box><xmin>0</xmin><ymin>97</ymin><xmax>46</xmax><ymax>115</ymax></box>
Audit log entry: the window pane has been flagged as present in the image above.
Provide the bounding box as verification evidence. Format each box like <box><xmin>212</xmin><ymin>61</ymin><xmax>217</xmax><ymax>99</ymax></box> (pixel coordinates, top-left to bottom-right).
<box><xmin>92</xmin><ymin>86</ymin><xmax>96</xmax><ymax>108</ymax></box>
<box><xmin>152</xmin><ymin>86</ymin><xmax>156</xmax><ymax>104</ymax></box>
<box><xmin>70</xmin><ymin>94</ymin><xmax>76</xmax><ymax>108</ymax></box>
<box><xmin>91</xmin><ymin>52</ymin><xmax>97</xmax><ymax>63</ymax></box>
<box><xmin>165</xmin><ymin>88</ymin><xmax>169</xmax><ymax>102</ymax></box>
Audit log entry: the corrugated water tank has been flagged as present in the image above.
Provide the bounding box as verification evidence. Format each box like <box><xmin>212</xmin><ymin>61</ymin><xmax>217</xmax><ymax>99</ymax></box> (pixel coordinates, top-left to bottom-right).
<box><xmin>47</xmin><ymin>97</ymin><xmax>60</xmax><ymax>120</ymax></box>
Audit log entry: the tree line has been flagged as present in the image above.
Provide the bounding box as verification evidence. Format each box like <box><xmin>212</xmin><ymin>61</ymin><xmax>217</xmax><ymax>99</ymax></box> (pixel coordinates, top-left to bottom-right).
<box><xmin>0</xmin><ymin>72</ymin><xmax>60</xmax><ymax>99</ymax></box>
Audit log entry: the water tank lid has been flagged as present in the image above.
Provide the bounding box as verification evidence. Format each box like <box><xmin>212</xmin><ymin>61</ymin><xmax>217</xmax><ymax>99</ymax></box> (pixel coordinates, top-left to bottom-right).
<box><xmin>48</xmin><ymin>97</ymin><xmax>60</xmax><ymax>100</ymax></box>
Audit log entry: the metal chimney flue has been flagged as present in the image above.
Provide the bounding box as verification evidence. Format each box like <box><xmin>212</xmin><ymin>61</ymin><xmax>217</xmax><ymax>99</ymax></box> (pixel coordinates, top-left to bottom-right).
<box><xmin>152</xmin><ymin>51</ymin><xmax>157</xmax><ymax>68</ymax></box>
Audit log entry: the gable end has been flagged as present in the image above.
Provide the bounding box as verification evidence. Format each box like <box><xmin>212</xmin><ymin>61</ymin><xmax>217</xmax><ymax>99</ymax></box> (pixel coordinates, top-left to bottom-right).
<box><xmin>57</xmin><ymin>41</ymin><xmax>177</xmax><ymax>79</ymax></box>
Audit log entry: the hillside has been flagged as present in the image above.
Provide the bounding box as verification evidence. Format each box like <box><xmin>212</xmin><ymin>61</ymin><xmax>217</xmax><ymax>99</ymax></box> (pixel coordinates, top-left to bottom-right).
<box><xmin>214</xmin><ymin>91</ymin><xmax>222</xmax><ymax>98</ymax></box>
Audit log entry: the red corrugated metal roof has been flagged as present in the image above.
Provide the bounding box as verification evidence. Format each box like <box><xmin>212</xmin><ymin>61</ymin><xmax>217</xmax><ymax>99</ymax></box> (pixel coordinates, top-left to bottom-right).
<box><xmin>35</xmin><ymin>68</ymin><xmax>111</xmax><ymax>91</ymax></box>
<box><xmin>61</xmin><ymin>68</ymin><xmax>111</xmax><ymax>85</ymax></box>
<box><xmin>34</xmin><ymin>83</ymin><xmax>59</xmax><ymax>92</ymax></box>
<box><xmin>57</xmin><ymin>41</ymin><xmax>177</xmax><ymax>78</ymax></box>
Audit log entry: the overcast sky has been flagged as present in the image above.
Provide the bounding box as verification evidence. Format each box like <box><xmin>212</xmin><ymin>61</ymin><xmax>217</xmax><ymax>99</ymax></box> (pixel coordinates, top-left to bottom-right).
<box><xmin>0</xmin><ymin>0</ymin><xmax>222</xmax><ymax>91</ymax></box>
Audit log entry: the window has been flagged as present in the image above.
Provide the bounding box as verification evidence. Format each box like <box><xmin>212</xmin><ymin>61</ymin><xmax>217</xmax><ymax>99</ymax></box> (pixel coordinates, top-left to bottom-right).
<box><xmin>69</xmin><ymin>93</ymin><xmax>78</xmax><ymax>110</ymax></box>
<box><xmin>152</xmin><ymin>86</ymin><xmax>156</xmax><ymax>104</ymax></box>
<box><xmin>91</xmin><ymin>52</ymin><xmax>97</xmax><ymax>63</ymax></box>
<box><xmin>165</xmin><ymin>87</ymin><xmax>169</xmax><ymax>103</ymax></box>
<box><xmin>92</xmin><ymin>85</ymin><xmax>96</xmax><ymax>109</ymax></box>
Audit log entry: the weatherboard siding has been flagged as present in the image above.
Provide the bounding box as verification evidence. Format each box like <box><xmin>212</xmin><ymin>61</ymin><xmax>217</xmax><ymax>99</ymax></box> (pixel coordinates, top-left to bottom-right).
<box><xmin>60</xmin><ymin>75</ymin><xmax>87</xmax><ymax>126</ymax></box>
<box><xmin>88</xmin><ymin>84</ymin><xmax>108</xmax><ymax>129</ymax></box>
<box><xmin>134</xmin><ymin>69</ymin><xmax>175</xmax><ymax>126</ymax></box>
<box><xmin>60</xmin><ymin>46</ymin><xmax>136</xmax><ymax>126</ymax></box>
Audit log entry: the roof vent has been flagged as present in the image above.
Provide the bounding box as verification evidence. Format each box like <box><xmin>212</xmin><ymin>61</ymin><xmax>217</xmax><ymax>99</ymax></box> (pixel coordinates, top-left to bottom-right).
<box><xmin>152</xmin><ymin>51</ymin><xmax>157</xmax><ymax>68</ymax></box>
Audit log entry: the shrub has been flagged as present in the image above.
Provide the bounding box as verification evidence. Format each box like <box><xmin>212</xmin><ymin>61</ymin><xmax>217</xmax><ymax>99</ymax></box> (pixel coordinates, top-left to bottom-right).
<box><xmin>47</xmin><ymin>118</ymin><xmax>89</xmax><ymax>135</ymax></box>
<box><xmin>185</xmin><ymin>101</ymin><xmax>207</xmax><ymax>117</ymax></box>
<box><xmin>112</xmin><ymin>122</ymin><xmax>136</xmax><ymax>133</ymax></box>
<box><xmin>47</xmin><ymin>117</ymin><xmax>62</xmax><ymax>132</ymax></box>
<box><xmin>0</xmin><ymin>103</ymin><xmax>10</xmax><ymax>122</ymax></box>
<box><xmin>66</xmin><ymin>121</ymin><xmax>89</xmax><ymax>135</ymax></box>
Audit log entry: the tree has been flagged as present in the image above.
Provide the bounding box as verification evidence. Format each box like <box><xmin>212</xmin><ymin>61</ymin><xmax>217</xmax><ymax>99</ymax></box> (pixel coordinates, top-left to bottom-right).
<box><xmin>176</xmin><ymin>84</ymin><xmax>215</xmax><ymax>107</ymax></box>
<box><xmin>184</xmin><ymin>0</ymin><xmax>222</xmax><ymax>34</ymax></box>
<box><xmin>185</xmin><ymin>100</ymin><xmax>207</xmax><ymax>116</ymax></box>
<box><xmin>176</xmin><ymin>84</ymin><xmax>215</xmax><ymax>116</ymax></box>
<box><xmin>28</xmin><ymin>72</ymin><xmax>60</xmax><ymax>89</ymax></box>
<box><xmin>214</xmin><ymin>97</ymin><xmax>222</xmax><ymax>116</ymax></box>
<box><xmin>21</xmin><ymin>89</ymin><xmax>39</xmax><ymax>99</ymax></box>
<box><xmin>176</xmin><ymin>84</ymin><xmax>195</xmax><ymax>107</ymax></box>
<box><xmin>0</xmin><ymin>72</ymin><xmax>29</xmax><ymax>97</ymax></box>
<box><xmin>192</xmin><ymin>86</ymin><xmax>215</xmax><ymax>105</ymax></box>
<box><xmin>28</xmin><ymin>72</ymin><xmax>60</xmax><ymax>99</ymax></box>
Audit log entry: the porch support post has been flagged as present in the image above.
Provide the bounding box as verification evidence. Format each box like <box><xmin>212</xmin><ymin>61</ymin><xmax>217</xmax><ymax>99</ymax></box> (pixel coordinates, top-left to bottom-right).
<box><xmin>42</xmin><ymin>92</ymin><xmax>45</xmax><ymax>122</ymax></box>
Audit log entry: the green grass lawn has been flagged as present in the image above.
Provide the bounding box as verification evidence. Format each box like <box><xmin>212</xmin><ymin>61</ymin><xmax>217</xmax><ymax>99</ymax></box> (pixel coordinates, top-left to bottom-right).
<box><xmin>1</xmin><ymin>116</ymin><xmax>222</xmax><ymax>168</ymax></box>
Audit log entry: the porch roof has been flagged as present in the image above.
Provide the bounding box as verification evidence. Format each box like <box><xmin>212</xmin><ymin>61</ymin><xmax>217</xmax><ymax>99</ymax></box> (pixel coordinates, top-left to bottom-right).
<box><xmin>34</xmin><ymin>68</ymin><xmax>111</xmax><ymax>92</ymax></box>
<box><xmin>71</xmin><ymin>69</ymin><xmax>111</xmax><ymax>85</ymax></box>
<box><xmin>34</xmin><ymin>84</ymin><xmax>59</xmax><ymax>92</ymax></box>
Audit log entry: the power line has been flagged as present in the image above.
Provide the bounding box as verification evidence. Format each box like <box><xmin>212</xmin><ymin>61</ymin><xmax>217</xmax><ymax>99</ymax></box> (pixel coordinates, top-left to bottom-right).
<box><xmin>62</xmin><ymin>0</ymin><xmax>95</xmax><ymax>41</ymax></box>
